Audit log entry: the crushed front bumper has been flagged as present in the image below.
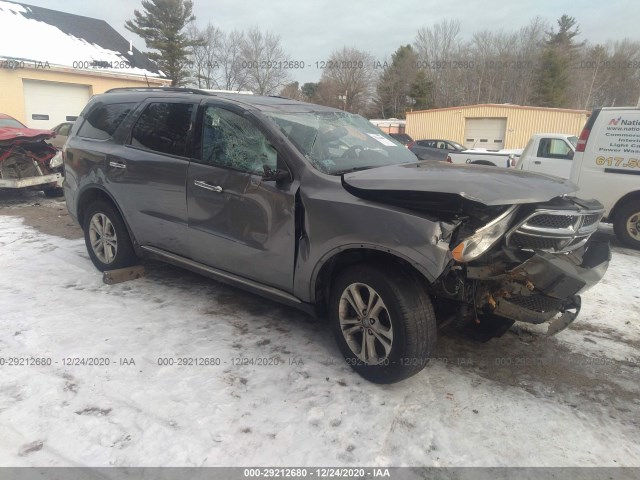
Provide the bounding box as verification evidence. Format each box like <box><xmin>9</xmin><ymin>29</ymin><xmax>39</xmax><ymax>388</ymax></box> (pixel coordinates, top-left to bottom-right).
<box><xmin>0</xmin><ymin>172</ymin><xmax>63</xmax><ymax>189</ymax></box>
<box><xmin>469</xmin><ymin>240</ymin><xmax>611</xmax><ymax>335</ymax></box>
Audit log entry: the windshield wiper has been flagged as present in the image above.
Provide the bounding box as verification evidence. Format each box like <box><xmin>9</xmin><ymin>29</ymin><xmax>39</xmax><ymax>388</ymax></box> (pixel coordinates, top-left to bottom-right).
<box><xmin>332</xmin><ymin>166</ymin><xmax>375</xmax><ymax>175</ymax></box>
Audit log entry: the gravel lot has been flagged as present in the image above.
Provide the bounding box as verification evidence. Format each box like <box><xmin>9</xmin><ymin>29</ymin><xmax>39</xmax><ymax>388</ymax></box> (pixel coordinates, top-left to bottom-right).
<box><xmin>1</xmin><ymin>190</ymin><xmax>639</xmax><ymax>467</ymax></box>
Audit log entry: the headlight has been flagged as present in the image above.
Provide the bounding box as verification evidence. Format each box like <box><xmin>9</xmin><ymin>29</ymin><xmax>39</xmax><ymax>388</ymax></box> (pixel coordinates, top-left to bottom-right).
<box><xmin>451</xmin><ymin>206</ymin><xmax>518</xmax><ymax>262</ymax></box>
<box><xmin>49</xmin><ymin>152</ymin><xmax>63</xmax><ymax>169</ymax></box>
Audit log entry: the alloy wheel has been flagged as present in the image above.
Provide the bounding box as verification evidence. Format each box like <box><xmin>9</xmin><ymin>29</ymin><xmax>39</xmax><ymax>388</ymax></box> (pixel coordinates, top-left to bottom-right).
<box><xmin>88</xmin><ymin>213</ymin><xmax>118</xmax><ymax>264</ymax></box>
<box><xmin>338</xmin><ymin>283</ymin><xmax>394</xmax><ymax>364</ymax></box>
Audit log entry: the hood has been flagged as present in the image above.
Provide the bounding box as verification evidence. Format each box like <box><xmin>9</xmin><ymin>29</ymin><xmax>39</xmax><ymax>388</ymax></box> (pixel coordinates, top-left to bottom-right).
<box><xmin>342</xmin><ymin>161</ymin><xmax>576</xmax><ymax>206</ymax></box>
<box><xmin>0</xmin><ymin>127</ymin><xmax>55</xmax><ymax>146</ymax></box>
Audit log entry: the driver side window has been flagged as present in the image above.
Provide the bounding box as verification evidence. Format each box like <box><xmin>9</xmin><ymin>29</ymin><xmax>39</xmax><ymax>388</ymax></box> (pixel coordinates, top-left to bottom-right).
<box><xmin>201</xmin><ymin>106</ymin><xmax>277</xmax><ymax>175</ymax></box>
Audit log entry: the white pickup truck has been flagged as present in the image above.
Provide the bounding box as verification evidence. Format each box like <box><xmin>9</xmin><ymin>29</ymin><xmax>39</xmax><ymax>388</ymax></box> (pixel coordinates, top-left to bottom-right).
<box><xmin>446</xmin><ymin>133</ymin><xmax>578</xmax><ymax>178</ymax></box>
<box><xmin>515</xmin><ymin>133</ymin><xmax>578</xmax><ymax>179</ymax></box>
<box><xmin>445</xmin><ymin>147</ymin><xmax>522</xmax><ymax>168</ymax></box>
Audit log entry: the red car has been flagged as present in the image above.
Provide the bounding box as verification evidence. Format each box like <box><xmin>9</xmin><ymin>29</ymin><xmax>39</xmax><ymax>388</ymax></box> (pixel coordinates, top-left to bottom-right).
<box><xmin>0</xmin><ymin>113</ymin><xmax>64</xmax><ymax>197</ymax></box>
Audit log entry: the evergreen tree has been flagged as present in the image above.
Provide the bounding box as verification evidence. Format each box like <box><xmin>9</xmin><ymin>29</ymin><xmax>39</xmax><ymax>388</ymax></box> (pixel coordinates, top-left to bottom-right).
<box><xmin>125</xmin><ymin>0</ymin><xmax>202</xmax><ymax>86</ymax></box>
<box><xmin>301</xmin><ymin>82</ymin><xmax>320</xmax><ymax>101</ymax></box>
<box><xmin>409</xmin><ymin>70</ymin><xmax>434</xmax><ymax>111</ymax></box>
<box><xmin>376</xmin><ymin>45</ymin><xmax>419</xmax><ymax>118</ymax></box>
<box><xmin>532</xmin><ymin>15</ymin><xmax>581</xmax><ymax>107</ymax></box>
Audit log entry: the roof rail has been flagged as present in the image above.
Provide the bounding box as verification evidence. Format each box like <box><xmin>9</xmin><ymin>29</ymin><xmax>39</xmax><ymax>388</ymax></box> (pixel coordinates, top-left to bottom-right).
<box><xmin>104</xmin><ymin>87</ymin><xmax>214</xmax><ymax>95</ymax></box>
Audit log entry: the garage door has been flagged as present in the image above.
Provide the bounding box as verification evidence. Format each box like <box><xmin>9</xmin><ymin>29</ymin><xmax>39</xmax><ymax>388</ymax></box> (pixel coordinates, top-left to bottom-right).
<box><xmin>463</xmin><ymin>118</ymin><xmax>507</xmax><ymax>150</ymax></box>
<box><xmin>23</xmin><ymin>80</ymin><xmax>91</xmax><ymax>129</ymax></box>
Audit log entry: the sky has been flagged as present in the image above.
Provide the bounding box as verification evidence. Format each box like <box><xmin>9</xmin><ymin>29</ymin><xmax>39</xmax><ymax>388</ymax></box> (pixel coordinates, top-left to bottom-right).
<box><xmin>15</xmin><ymin>0</ymin><xmax>640</xmax><ymax>84</ymax></box>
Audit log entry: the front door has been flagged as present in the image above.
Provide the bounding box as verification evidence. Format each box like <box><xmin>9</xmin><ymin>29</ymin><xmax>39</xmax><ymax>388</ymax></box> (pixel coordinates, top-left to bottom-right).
<box><xmin>529</xmin><ymin>137</ymin><xmax>574</xmax><ymax>179</ymax></box>
<box><xmin>186</xmin><ymin>104</ymin><xmax>297</xmax><ymax>292</ymax></box>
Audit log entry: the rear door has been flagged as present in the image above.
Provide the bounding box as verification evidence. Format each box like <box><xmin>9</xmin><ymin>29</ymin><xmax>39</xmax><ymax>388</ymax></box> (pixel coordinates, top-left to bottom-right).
<box><xmin>186</xmin><ymin>103</ymin><xmax>297</xmax><ymax>291</ymax></box>
<box><xmin>527</xmin><ymin>137</ymin><xmax>574</xmax><ymax>179</ymax></box>
<box><xmin>107</xmin><ymin>98</ymin><xmax>197</xmax><ymax>256</ymax></box>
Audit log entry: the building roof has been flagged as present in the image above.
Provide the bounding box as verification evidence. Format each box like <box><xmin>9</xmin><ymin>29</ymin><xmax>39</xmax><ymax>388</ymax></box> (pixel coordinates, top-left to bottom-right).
<box><xmin>0</xmin><ymin>1</ymin><xmax>163</xmax><ymax>78</ymax></box>
<box><xmin>407</xmin><ymin>104</ymin><xmax>590</xmax><ymax>115</ymax></box>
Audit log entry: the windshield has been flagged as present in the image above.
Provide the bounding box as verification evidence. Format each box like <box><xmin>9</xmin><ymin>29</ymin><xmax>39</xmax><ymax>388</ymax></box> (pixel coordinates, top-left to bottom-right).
<box><xmin>262</xmin><ymin>111</ymin><xmax>418</xmax><ymax>174</ymax></box>
<box><xmin>567</xmin><ymin>136</ymin><xmax>578</xmax><ymax>148</ymax></box>
<box><xmin>450</xmin><ymin>141</ymin><xmax>465</xmax><ymax>150</ymax></box>
<box><xmin>0</xmin><ymin>118</ymin><xmax>26</xmax><ymax>128</ymax></box>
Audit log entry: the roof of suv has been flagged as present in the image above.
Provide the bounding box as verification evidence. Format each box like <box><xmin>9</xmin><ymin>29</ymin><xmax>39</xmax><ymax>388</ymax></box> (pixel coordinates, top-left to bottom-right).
<box><xmin>98</xmin><ymin>87</ymin><xmax>339</xmax><ymax>113</ymax></box>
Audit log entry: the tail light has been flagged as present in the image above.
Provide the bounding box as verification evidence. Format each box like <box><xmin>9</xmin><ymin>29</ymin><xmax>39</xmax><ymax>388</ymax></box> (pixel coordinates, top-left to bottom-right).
<box><xmin>446</xmin><ymin>155</ymin><xmax>453</xmax><ymax>163</ymax></box>
<box><xmin>576</xmin><ymin>127</ymin><xmax>590</xmax><ymax>152</ymax></box>
<box><xmin>407</xmin><ymin>141</ymin><xmax>415</xmax><ymax>149</ymax></box>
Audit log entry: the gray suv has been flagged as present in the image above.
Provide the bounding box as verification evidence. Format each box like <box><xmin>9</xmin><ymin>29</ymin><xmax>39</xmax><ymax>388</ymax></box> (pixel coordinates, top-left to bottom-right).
<box><xmin>64</xmin><ymin>88</ymin><xmax>611</xmax><ymax>383</ymax></box>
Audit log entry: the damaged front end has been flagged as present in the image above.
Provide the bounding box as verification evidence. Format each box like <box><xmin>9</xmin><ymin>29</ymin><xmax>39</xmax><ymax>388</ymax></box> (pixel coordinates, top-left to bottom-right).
<box><xmin>0</xmin><ymin>128</ymin><xmax>62</xmax><ymax>191</ymax></box>
<box><xmin>436</xmin><ymin>196</ymin><xmax>610</xmax><ymax>336</ymax></box>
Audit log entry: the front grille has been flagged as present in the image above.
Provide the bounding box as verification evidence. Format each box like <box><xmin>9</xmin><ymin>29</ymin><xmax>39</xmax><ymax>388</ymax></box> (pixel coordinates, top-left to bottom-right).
<box><xmin>582</xmin><ymin>213</ymin><xmax>601</xmax><ymax>227</ymax></box>
<box><xmin>508</xmin><ymin>295</ymin><xmax>563</xmax><ymax>313</ymax></box>
<box><xmin>528</xmin><ymin>214</ymin><xmax>575</xmax><ymax>229</ymax></box>
<box><xmin>506</xmin><ymin>208</ymin><xmax>604</xmax><ymax>253</ymax></box>
<box><xmin>509</xmin><ymin>233</ymin><xmax>564</xmax><ymax>250</ymax></box>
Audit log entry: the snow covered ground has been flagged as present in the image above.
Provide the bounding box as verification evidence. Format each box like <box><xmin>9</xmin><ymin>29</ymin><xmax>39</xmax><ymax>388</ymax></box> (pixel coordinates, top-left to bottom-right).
<box><xmin>1</xmin><ymin>209</ymin><xmax>639</xmax><ymax>467</ymax></box>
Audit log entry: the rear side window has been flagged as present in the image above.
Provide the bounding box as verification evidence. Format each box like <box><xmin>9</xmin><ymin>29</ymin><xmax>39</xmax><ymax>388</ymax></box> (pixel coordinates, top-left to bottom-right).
<box><xmin>77</xmin><ymin>102</ymin><xmax>135</xmax><ymax>140</ymax></box>
<box><xmin>130</xmin><ymin>102</ymin><xmax>194</xmax><ymax>157</ymax></box>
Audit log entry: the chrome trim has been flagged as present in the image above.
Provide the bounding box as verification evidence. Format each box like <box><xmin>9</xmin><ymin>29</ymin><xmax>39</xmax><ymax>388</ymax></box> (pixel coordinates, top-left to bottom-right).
<box><xmin>506</xmin><ymin>208</ymin><xmax>605</xmax><ymax>253</ymax></box>
<box><xmin>108</xmin><ymin>161</ymin><xmax>126</xmax><ymax>169</ymax></box>
<box><xmin>194</xmin><ymin>180</ymin><xmax>223</xmax><ymax>193</ymax></box>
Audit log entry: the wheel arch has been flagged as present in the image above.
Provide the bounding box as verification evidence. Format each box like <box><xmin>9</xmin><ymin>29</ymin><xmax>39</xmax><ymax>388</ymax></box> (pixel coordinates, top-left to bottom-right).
<box><xmin>76</xmin><ymin>185</ymin><xmax>138</xmax><ymax>247</ymax></box>
<box><xmin>470</xmin><ymin>160</ymin><xmax>496</xmax><ymax>166</ymax></box>
<box><xmin>311</xmin><ymin>245</ymin><xmax>436</xmax><ymax>315</ymax></box>
<box><xmin>609</xmin><ymin>190</ymin><xmax>640</xmax><ymax>222</ymax></box>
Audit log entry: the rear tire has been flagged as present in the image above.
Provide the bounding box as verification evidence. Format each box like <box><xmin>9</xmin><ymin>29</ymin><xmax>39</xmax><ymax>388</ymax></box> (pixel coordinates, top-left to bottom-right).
<box><xmin>83</xmin><ymin>201</ymin><xmax>138</xmax><ymax>271</ymax></box>
<box><xmin>329</xmin><ymin>264</ymin><xmax>437</xmax><ymax>384</ymax></box>
<box><xmin>613</xmin><ymin>201</ymin><xmax>640</xmax><ymax>249</ymax></box>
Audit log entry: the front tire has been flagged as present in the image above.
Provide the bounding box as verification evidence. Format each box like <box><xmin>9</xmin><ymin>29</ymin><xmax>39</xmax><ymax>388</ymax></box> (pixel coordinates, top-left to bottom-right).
<box><xmin>83</xmin><ymin>201</ymin><xmax>138</xmax><ymax>271</ymax></box>
<box><xmin>329</xmin><ymin>264</ymin><xmax>437</xmax><ymax>384</ymax></box>
<box><xmin>613</xmin><ymin>201</ymin><xmax>640</xmax><ymax>249</ymax></box>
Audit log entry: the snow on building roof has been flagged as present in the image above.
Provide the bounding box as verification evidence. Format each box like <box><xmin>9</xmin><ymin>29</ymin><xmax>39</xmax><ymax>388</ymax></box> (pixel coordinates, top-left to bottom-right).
<box><xmin>0</xmin><ymin>0</ymin><xmax>164</xmax><ymax>78</ymax></box>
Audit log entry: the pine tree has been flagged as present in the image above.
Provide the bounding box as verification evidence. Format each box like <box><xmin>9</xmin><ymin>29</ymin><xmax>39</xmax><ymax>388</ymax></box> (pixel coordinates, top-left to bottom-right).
<box><xmin>532</xmin><ymin>15</ymin><xmax>581</xmax><ymax>107</ymax></box>
<box><xmin>376</xmin><ymin>45</ymin><xmax>419</xmax><ymax>118</ymax></box>
<box><xmin>409</xmin><ymin>70</ymin><xmax>434</xmax><ymax>111</ymax></box>
<box><xmin>125</xmin><ymin>0</ymin><xmax>202</xmax><ymax>86</ymax></box>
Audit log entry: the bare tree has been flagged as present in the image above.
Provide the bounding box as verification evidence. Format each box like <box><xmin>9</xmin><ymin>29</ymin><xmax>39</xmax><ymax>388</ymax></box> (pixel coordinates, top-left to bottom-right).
<box><xmin>511</xmin><ymin>17</ymin><xmax>548</xmax><ymax>105</ymax></box>
<box><xmin>317</xmin><ymin>47</ymin><xmax>377</xmax><ymax>114</ymax></box>
<box><xmin>215</xmin><ymin>30</ymin><xmax>250</xmax><ymax>91</ymax></box>
<box><xmin>188</xmin><ymin>22</ymin><xmax>222</xmax><ymax>88</ymax></box>
<box><xmin>241</xmin><ymin>28</ymin><xmax>291</xmax><ymax>95</ymax></box>
<box><xmin>414</xmin><ymin>19</ymin><xmax>462</xmax><ymax>107</ymax></box>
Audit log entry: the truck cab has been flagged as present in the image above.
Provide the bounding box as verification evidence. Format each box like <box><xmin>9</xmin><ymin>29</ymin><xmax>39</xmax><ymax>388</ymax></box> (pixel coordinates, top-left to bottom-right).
<box><xmin>516</xmin><ymin>133</ymin><xmax>578</xmax><ymax>179</ymax></box>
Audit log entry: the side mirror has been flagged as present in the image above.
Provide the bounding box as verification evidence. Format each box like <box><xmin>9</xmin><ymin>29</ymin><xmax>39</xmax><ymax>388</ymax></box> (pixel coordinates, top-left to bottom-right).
<box><xmin>262</xmin><ymin>166</ymin><xmax>291</xmax><ymax>183</ymax></box>
<box><xmin>567</xmin><ymin>150</ymin><xmax>575</xmax><ymax>160</ymax></box>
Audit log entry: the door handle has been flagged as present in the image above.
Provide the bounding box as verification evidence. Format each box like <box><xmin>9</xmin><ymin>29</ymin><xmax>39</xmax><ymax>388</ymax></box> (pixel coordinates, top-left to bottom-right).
<box><xmin>109</xmin><ymin>160</ymin><xmax>126</xmax><ymax>169</ymax></box>
<box><xmin>194</xmin><ymin>180</ymin><xmax>223</xmax><ymax>193</ymax></box>
<box><xmin>534</xmin><ymin>161</ymin><xmax>542</xmax><ymax>165</ymax></box>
